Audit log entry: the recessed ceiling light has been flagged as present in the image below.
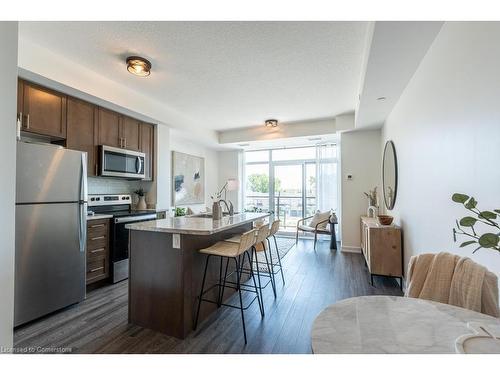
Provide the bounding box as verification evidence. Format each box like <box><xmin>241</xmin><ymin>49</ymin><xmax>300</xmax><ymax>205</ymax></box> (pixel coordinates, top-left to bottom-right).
<box><xmin>126</xmin><ymin>56</ymin><xmax>152</xmax><ymax>77</ymax></box>
<box><xmin>265</xmin><ymin>119</ymin><xmax>278</xmax><ymax>128</ymax></box>
<box><xmin>376</xmin><ymin>96</ymin><xmax>386</xmax><ymax>101</ymax></box>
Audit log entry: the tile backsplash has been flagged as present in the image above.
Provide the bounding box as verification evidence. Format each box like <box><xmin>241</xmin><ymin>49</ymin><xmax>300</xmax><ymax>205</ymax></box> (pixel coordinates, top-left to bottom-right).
<box><xmin>88</xmin><ymin>177</ymin><xmax>154</xmax><ymax>207</ymax></box>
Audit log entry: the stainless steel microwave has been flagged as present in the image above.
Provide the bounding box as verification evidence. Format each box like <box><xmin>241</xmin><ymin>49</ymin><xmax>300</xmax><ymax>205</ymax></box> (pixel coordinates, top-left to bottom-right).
<box><xmin>99</xmin><ymin>145</ymin><xmax>146</xmax><ymax>179</ymax></box>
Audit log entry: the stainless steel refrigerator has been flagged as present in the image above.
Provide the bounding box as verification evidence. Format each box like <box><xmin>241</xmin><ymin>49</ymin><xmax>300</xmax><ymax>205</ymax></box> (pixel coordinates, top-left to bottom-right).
<box><xmin>15</xmin><ymin>141</ymin><xmax>87</xmax><ymax>326</ymax></box>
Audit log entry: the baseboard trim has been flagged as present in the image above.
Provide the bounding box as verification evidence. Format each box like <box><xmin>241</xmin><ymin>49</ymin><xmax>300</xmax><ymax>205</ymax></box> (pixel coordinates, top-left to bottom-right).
<box><xmin>341</xmin><ymin>246</ymin><xmax>362</xmax><ymax>253</ymax></box>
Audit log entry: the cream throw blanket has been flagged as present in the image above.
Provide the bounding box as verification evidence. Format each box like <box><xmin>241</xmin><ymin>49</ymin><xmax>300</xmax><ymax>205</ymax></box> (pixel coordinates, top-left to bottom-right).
<box><xmin>405</xmin><ymin>252</ymin><xmax>499</xmax><ymax>318</ymax></box>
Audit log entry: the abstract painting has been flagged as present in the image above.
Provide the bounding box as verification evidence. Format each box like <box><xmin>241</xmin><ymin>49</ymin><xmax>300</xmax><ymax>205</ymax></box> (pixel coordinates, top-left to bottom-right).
<box><xmin>172</xmin><ymin>151</ymin><xmax>205</xmax><ymax>205</ymax></box>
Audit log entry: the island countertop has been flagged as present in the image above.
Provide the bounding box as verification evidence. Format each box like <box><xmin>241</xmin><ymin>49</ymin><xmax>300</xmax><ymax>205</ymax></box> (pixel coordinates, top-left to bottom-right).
<box><xmin>125</xmin><ymin>212</ymin><xmax>269</xmax><ymax>235</ymax></box>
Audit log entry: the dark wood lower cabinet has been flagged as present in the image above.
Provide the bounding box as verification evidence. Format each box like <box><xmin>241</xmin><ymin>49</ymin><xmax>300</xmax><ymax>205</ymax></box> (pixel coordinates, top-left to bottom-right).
<box><xmin>86</xmin><ymin>219</ymin><xmax>110</xmax><ymax>285</ymax></box>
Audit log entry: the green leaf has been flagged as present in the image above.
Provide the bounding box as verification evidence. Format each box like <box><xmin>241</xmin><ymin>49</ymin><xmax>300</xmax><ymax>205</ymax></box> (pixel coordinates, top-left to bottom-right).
<box><xmin>478</xmin><ymin>233</ymin><xmax>499</xmax><ymax>248</ymax></box>
<box><xmin>480</xmin><ymin>211</ymin><xmax>497</xmax><ymax>220</ymax></box>
<box><xmin>465</xmin><ymin>197</ymin><xmax>477</xmax><ymax>209</ymax></box>
<box><xmin>460</xmin><ymin>240</ymin><xmax>476</xmax><ymax>248</ymax></box>
<box><xmin>494</xmin><ymin>209</ymin><xmax>500</xmax><ymax>214</ymax></box>
<box><xmin>459</xmin><ymin>216</ymin><xmax>477</xmax><ymax>227</ymax></box>
<box><xmin>452</xmin><ymin>193</ymin><xmax>469</xmax><ymax>203</ymax></box>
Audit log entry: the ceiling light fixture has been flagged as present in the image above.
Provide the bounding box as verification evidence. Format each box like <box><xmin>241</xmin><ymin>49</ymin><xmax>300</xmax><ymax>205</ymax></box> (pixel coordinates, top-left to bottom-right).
<box><xmin>126</xmin><ymin>56</ymin><xmax>152</xmax><ymax>77</ymax></box>
<box><xmin>265</xmin><ymin>119</ymin><xmax>278</xmax><ymax>128</ymax></box>
<box><xmin>376</xmin><ymin>96</ymin><xmax>387</xmax><ymax>101</ymax></box>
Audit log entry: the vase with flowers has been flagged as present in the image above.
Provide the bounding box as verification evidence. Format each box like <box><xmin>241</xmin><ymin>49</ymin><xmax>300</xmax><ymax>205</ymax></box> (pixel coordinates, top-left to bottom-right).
<box><xmin>134</xmin><ymin>188</ymin><xmax>147</xmax><ymax>210</ymax></box>
<box><xmin>364</xmin><ymin>187</ymin><xmax>379</xmax><ymax>218</ymax></box>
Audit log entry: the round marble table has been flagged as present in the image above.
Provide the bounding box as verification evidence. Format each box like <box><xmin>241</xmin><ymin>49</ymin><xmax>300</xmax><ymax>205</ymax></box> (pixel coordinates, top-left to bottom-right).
<box><xmin>311</xmin><ymin>295</ymin><xmax>500</xmax><ymax>354</ymax></box>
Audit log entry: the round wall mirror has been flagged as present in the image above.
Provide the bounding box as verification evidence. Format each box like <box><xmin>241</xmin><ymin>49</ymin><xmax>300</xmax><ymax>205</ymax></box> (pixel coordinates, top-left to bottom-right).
<box><xmin>382</xmin><ymin>140</ymin><xmax>398</xmax><ymax>210</ymax></box>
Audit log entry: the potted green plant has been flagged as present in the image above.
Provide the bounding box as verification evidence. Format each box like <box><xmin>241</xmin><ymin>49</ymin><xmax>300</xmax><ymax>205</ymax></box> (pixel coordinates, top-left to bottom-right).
<box><xmin>174</xmin><ymin>207</ymin><xmax>186</xmax><ymax>217</ymax></box>
<box><xmin>452</xmin><ymin>193</ymin><xmax>500</xmax><ymax>253</ymax></box>
<box><xmin>134</xmin><ymin>188</ymin><xmax>147</xmax><ymax>210</ymax></box>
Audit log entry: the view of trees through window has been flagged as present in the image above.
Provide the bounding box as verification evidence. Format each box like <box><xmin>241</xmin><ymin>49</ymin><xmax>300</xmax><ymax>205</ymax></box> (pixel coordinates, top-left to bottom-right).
<box><xmin>247</xmin><ymin>174</ymin><xmax>281</xmax><ymax>194</ymax></box>
<box><xmin>244</xmin><ymin>146</ymin><xmax>336</xmax><ymax>231</ymax></box>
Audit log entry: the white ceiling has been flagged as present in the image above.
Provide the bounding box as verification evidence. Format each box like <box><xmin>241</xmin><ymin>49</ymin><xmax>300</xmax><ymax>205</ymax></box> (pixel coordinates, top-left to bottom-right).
<box><xmin>19</xmin><ymin>21</ymin><xmax>369</xmax><ymax>131</ymax></box>
<box><xmin>355</xmin><ymin>21</ymin><xmax>444</xmax><ymax>129</ymax></box>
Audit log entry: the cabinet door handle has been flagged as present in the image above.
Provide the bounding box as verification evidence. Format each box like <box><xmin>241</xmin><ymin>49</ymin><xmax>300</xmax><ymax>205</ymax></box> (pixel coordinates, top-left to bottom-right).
<box><xmin>90</xmin><ymin>223</ymin><xmax>105</xmax><ymax>228</ymax></box>
<box><xmin>90</xmin><ymin>236</ymin><xmax>105</xmax><ymax>241</ymax></box>
<box><xmin>90</xmin><ymin>248</ymin><xmax>105</xmax><ymax>254</ymax></box>
<box><xmin>89</xmin><ymin>266</ymin><xmax>104</xmax><ymax>273</ymax></box>
<box><xmin>95</xmin><ymin>163</ymin><xmax>98</xmax><ymax>176</ymax></box>
<box><xmin>26</xmin><ymin>114</ymin><xmax>30</xmax><ymax>129</ymax></box>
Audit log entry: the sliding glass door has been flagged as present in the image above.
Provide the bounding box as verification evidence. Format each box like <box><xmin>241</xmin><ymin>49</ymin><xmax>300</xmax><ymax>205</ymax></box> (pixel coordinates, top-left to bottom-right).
<box><xmin>244</xmin><ymin>145</ymin><xmax>337</xmax><ymax>234</ymax></box>
<box><xmin>273</xmin><ymin>164</ymin><xmax>304</xmax><ymax>230</ymax></box>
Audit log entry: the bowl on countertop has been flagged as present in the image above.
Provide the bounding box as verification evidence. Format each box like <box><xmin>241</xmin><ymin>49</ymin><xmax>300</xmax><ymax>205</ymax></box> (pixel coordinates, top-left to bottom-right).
<box><xmin>377</xmin><ymin>215</ymin><xmax>394</xmax><ymax>226</ymax></box>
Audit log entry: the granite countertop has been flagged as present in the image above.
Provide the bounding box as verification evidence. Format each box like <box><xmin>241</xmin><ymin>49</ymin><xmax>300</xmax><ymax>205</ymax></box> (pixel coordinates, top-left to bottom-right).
<box><xmin>126</xmin><ymin>212</ymin><xmax>269</xmax><ymax>235</ymax></box>
<box><xmin>87</xmin><ymin>213</ymin><xmax>113</xmax><ymax>221</ymax></box>
<box><xmin>139</xmin><ymin>208</ymin><xmax>168</xmax><ymax>213</ymax></box>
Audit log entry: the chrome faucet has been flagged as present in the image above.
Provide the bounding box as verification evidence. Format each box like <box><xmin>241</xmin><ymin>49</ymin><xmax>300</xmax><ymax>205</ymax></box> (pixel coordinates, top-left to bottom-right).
<box><xmin>219</xmin><ymin>199</ymin><xmax>234</xmax><ymax>216</ymax></box>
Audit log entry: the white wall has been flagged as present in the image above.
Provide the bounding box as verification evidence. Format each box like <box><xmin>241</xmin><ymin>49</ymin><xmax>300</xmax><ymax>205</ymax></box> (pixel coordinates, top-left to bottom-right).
<box><xmin>339</xmin><ymin>129</ymin><xmax>382</xmax><ymax>251</ymax></box>
<box><xmin>218</xmin><ymin>118</ymin><xmax>337</xmax><ymax>144</ymax></box>
<box><xmin>382</xmin><ymin>22</ymin><xmax>500</xmax><ymax>278</ymax></box>
<box><xmin>217</xmin><ymin>150</ymin><xmax>243</xmax><ymax>212</ymax></box>
<box><xmin>0</xmin><ymin>22</ymin><xmax>18</xmax><ymax>350</ymax></box>
<box><xmin>153</xmin><ymin>124</ymin><xmax>171</xmax><ymax>210</ymax></box>
<box><xmin>170</xmin><ymin>131</ymin><xmax>219</xmax><ymax>213</ymax></box>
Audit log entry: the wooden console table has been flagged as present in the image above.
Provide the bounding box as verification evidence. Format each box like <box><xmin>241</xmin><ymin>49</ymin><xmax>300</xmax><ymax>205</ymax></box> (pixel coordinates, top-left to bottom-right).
<box><xmin>360</xmin><ymin>216</ymin><xmax>403</xmax><ymax>288</ymax></box>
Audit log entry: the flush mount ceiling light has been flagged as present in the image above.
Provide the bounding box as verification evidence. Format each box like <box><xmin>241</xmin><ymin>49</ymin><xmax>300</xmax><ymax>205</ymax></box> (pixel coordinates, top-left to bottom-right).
<box><xmin>265</xmin><ymin>119</ymin><xmax>278</xmax><ymax>128</ymax></box>
<box><xmin>126</xmin><ymin>56</ymin><xmax>152</xmax><ymax>77</ymax></box>
<box><xmin>376</xmin><ymin>96</ymin><xmax>387</xmax><ymax>101</ymax></box>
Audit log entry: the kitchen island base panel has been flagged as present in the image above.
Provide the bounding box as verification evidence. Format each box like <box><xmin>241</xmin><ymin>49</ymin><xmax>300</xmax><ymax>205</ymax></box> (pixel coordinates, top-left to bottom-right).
<box><xmin>128</xmin><ymin>223</ymin><xmax>252</xmax><ymax>339</ymax></box>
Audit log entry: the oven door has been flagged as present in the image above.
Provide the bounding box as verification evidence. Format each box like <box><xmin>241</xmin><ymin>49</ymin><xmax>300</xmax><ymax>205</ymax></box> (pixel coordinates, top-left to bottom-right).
<box><xmin>112</xmin><ymin>214</ymin><xmax>158</xmax><ymax>262</ymax></box>
<box><xmin>100</xmin><ymin>145</ymin><xmax>146</xmax><ymax>179</ymax></box>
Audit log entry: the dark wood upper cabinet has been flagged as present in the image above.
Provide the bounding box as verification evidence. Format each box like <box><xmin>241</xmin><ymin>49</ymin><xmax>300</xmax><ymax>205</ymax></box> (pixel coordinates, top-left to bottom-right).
<box><xmin>17</xmin><ymin>80</ymin><xmax>23</xmax><ymax>119</ymax></box>
<box><xmin>20</xmin><ymin>80</ymin><xmax>67</xmax><ymax>139</ymax></box>
<box><xmin>140</xmin><ymin>123</ymin><xmax>155</xmax><ymax>181</ymax></box>
<box><xmin>17</xmin><ymin>78</ymin><xmax>155</xmax><ymax>180</ymax></box>
<box><xmin>66</xmin><ymin>97</ymin><xmax>98</xmax><ymax>176</ymax></box>
<box><xmin>120</xmin><ymin>116</ymin><xmax>141</xmax><ymax>151</ymax></box>
<box><xmin>97</xmin><ymin>108</ymin><xmax>121</xmax><ymax>148</ymax></box>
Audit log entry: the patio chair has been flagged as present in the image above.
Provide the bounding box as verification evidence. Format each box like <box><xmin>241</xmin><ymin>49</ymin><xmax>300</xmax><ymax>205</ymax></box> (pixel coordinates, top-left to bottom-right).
<box><xmin>296</xmin><ymin>210</ymin><xmax>337</xmax><ymax>249</ymax></box>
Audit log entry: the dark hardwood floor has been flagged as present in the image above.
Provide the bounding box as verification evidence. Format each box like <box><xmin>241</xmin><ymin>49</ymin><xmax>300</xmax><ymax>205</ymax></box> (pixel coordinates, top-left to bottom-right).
<box><xmin>14</xmin><ymin>238</ymin><xmax>402</xmax><ymax>354</ymax></box>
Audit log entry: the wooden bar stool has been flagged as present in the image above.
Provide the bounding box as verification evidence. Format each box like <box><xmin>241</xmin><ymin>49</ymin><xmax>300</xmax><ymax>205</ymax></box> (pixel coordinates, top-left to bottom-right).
<box><xmin>267</xmin><ymin>219</ymin><xmax>285</xmax><ymax>285</ymax></box>
<box><xmin>226</xmin><ymin>223</ymin><xmax>276</xmax><ymax>308</ymax></box>
<box><xmin>194</xmin><ymin>229</ymin><xmax>263</xmax><ymax>344</ymax></box>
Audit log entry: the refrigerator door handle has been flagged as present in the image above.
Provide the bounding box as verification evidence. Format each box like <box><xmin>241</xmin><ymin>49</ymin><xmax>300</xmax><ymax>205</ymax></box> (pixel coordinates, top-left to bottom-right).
<box><xmin>79</xmin><ymin>203</ymin><xmax>87</xmax><ymax>253</ymax></box>
<box><xmin>79</xmin><ymin>153</ymin><xmax>88</xmax><ymax>253</ymax></box>
<box><xmin>80</xmin><ymin>153</ymin><xmax>88</xmax><ymax>201</ymax></box>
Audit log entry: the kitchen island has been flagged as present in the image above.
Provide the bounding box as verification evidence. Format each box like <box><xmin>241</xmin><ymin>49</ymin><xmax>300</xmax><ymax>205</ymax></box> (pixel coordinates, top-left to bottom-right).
<box><xmin>126</xmin><ymin>212</ymin><xmax>269</xmax><ymax>339</ymax></box>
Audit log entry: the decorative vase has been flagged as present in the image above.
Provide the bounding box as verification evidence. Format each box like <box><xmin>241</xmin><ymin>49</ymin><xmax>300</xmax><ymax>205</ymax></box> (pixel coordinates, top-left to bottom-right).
<box><xmin>367</xmin><ymin>205</ymin><xmax>378</xmax><ymax>218</ymax></box>
<box><xmin>212</xmin><ymin>201</ymin><xmax>222</xmax><ymax>220</ymax></box>
<box><xmin>137</xmin><ymin>195</ymin><xmax>147</xmax><ymax>210</ymax></box>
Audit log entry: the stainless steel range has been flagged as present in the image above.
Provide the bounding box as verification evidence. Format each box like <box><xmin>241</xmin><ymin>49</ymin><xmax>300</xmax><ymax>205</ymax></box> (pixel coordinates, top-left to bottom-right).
<box><xmin>88</xmin><ymin>194</ymin><xmax>157</xmax><ymax>283</ymax></box>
